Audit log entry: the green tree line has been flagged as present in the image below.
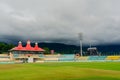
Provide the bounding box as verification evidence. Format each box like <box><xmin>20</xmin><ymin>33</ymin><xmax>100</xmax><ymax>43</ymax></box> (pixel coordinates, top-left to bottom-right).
<box><xmin>0</xmin><ymin>42</ymin><xmax>15</xmax><ymax>54</ymax></box>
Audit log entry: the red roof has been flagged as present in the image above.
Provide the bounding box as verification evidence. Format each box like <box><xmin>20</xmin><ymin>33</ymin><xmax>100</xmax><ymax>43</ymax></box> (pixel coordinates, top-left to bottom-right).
<box><xmin>11</xmin><ymin>40</ymin><xmax>45</xmax><ymax>52</ymax></box>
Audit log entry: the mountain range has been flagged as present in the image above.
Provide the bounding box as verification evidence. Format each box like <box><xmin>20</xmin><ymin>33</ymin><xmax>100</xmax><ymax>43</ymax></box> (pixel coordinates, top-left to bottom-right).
<box><xmin>31</xmin><ymin>43</ymin><xmax>120</xmax><ymax>54</ymax></box>
<box><xmin>1</xmin><ymin>41</ymin><xmax>120</xmax><ymax>55</ymax></box>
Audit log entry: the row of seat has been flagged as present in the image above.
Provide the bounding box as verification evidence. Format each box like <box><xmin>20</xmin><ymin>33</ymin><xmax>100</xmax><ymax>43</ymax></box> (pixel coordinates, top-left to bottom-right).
<box><xmin>77</xmin><ymin>56</ymin><xmax>120</xmax><ymax>61</ymax></box>
<box><xmin>12</xmin><ymin>54</ymin><xmax>75</xmax><ymax>61</ymax></box>
<box><xmin>4</xmin><ymin>53</ymin><xmax>120</xmax><ymax>62</ymax></box>
<box><xmin>88</xmin><ymin>56</ymin><xmax>107</xmax><ymax>60</ymax></box>
<box><xmin>39</xmin><ymin>55</ymin><xmax>120</xmax><ymax>61</ymax></box>
<box><xmin>58</xmin><ymin>54</ymin><xmax>74</xmax><ymax>61</ymax></box>
<box><xmin>13</xmin><ymin>54</ymin><xmax>41</xmax><ymax>58</ymax></box>
<box><xmin>44</xmin><ymin>54</ymin><xmax>75</xmax><ymax>61</ymax></box>
<box><xmin>106</xmin><ymin>56</ymin><xmax>120</xmax><ymax>60</ymax></box>
<box><xmin>0</xmin><ymin>54</ymin><xmax>10</xmax><ymax>58</ymax></box>
<box><xmin>0</xmin><ymin>58</ymin><xmax>10</xmax><ymax>62</ymax></box>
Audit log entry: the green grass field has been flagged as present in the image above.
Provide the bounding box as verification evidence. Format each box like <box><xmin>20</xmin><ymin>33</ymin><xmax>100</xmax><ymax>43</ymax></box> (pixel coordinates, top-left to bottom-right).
<box><xmin>0</xmin><ymin>62</ymin><xmax>120</xmax><ymax>80</ymax></box>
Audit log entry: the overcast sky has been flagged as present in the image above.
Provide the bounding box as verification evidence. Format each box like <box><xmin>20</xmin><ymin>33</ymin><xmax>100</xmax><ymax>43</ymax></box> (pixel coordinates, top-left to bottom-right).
<box><xmin>0</xmin><ymin>0</ymin><xmax>120</xmax><ymax>45</ymax></box>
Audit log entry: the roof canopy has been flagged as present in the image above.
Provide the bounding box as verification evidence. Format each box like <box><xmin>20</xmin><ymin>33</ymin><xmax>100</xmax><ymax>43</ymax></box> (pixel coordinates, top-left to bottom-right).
<box><xmin>11</xmin><ymin>40</ymin><xmax>45</xmax><ymax>52</ymax></box>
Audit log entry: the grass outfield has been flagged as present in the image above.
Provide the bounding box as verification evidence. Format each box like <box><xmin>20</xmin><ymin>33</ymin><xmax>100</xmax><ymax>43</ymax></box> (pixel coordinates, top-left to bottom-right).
<box><xmin>0</xmin><ymin>62</ymin><xmax>120</xmax><ymax>80</ymax></box>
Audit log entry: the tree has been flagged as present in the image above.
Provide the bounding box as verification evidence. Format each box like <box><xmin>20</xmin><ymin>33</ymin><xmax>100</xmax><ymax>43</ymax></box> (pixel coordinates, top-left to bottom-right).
<box><xmin>43</xmin><ymin>47</ymin><xmax>50</xmax><ymax>54</ymax></box>
<box><xmin>0</xmin><ymin>42</ymin><xmax>15</xmax><ymax>54</ymax></box>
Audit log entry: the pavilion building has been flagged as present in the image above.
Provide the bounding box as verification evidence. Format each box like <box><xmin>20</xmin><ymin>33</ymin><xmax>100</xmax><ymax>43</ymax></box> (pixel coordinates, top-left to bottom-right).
<box><xmin>10</xmin><ymin>40</ymin><xmax>45</xmax><ymax>63</ymax></box>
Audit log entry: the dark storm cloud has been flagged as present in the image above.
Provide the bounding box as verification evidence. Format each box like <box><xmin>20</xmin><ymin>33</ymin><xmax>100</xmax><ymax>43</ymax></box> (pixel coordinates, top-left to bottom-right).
<box><xmin>0</xmin><ymin>0</ymin><xmax>120</xmax><ymax>45</ymax></box>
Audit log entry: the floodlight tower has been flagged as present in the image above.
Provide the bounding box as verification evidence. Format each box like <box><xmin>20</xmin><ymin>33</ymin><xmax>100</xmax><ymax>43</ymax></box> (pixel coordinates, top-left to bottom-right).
<box><xmin>90</xmin><ymin>41</ymin><xmax>92</xmax><ymax>48</ymax></box>
<box><xmin>78</xmin><ymin>33</ymin><xmax>83</xmax><ymax>56</ymax></box>
<box><xmin>89</xmin><ymin>41</ymin><xmax>92</xmax><ymax>55</ymax></box>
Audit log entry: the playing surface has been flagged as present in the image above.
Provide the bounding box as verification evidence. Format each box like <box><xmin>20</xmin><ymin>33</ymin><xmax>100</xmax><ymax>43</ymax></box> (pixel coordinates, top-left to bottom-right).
<box><xmin>0</xmin><ymin>62</ymin><xmax>120</xmax><ymax>80</ymax></box>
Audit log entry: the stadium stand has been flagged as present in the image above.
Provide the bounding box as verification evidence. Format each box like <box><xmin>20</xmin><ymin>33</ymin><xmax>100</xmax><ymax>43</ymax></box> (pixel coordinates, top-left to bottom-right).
<box><xmin>106</xmin><ymin>56</ymin><xmax>120</xmax><ymax>60</ymax></box>
<box><xmin>44</xmin><ymin>55</ymin><xmax>60</xmax><ymax>58</ymax></box>
<box><xmin>58</xmin><ymin>54</ymin><xmax>75</xmax><ymax>61</ymax></box>
<box><xmin>2</xmin><ymin>53</ymin><xmax>120</xmax><ymax>63</ymax></box>
<box><xmin>44</xmin><ymin>54</ymin><xmax>60</xmax><ymax>62</ymax></box>
<box><xmin>88</xmin><ymin>56</ymin><xmax>107</xmax><ymax>60</ymax></box>
<box><xmin>19</xmin><ymin>54</ymin><xmax>26</xmax><ymax>58</ymax></box>
<box><xmin>31</xmin><ymin>54</ymin><xmax>39</xmax><ymax>58</ymax></box>
<box><xmin>13</xmin><ymin>54</ymin><xmax>19</xmax><ymax>58</ymax></box>
<box><xmin>76</xmin><ymin>56</ymin><xmax>88</xmax><ymax>61</ymax></box>
<box><xmin>0</xmin><ymin>58</ymin><xmax>10</xmax><ymax>62</ymax></box>
<box><xmin>39</xmin><ymin>54</ymin><xmax>44</xmax><ymax>58</ymax></box>
<box><xmin>0</xmin><ymin>54</ymin><xmax>11</xmax><ymax>62</ymax></box>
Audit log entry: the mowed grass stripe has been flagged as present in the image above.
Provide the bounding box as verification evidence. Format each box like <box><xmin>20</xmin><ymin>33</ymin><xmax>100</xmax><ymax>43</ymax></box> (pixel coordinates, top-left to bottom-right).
<box><xmin>0</xmin><ymin>62</ymin><xmax>120</xmax><ymax>80</ymax></box>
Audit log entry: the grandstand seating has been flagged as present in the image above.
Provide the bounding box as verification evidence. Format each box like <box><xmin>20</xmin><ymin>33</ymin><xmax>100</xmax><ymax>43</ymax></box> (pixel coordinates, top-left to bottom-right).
<box><xmin>31</xmin><ymin>54</ymin><xmax>39</xmax><ymax>58</ymax></box>
<box><xmin>39</xmin><ymin>54</ymin><xmax>44</xmax><ymax>58</ymax></box>
<box><xmin>18</xmin><ymin>54</ymin><xmax>40</xmax><ymax>58</ymax></box>
<box><xmin>0</xmin><ymin>58</ymin><xmax>10</xmax><ymax>62</ymax></box>
<box><xmin>106</xmin><ymin>56</ymin><xmax>120</xmax><ymax>60</ymax></box>
<box><xmin>13</xmin><ymin>54</ymin><xmax>19</xmax><ymax>58</ymax></box>
<box><xmin>0</xmin><ymin>54</ymin><xmax>11</xmax><ymax>62</ymax></box>
<box><xmin>44</xmin><ymin>58</ymin><xmax>58</xmax><ymax>62</ymax></box>
<box><xmin>2</xmin><ymin>53</ymin><xmax>120</xmax><ymax>63</ymax></box>
<box><xmin>88</xmin><ymin>56</ymin><xmax>107</xmax><ymax>60</ymax></box>
<box><xmin>0</xmin><ymin>54</ymin><xmax>10</xmax><ymax>58</ymax></box>
<box><xmin>14</xmin><ymin>59</ymin><xmax>23</xmax><ymax>63</ymax></box>
<box><xmin>44</xmin><ymin>55</ymin><xmax>60</xmax><ymax>62</ymax></box>
<box><xmin>77</xmin><ymin>56</ymin><xmax>88</xmax><ymax>61</ymax></box>
<box><xmin>44</xmin><ymin>58</ymin><xmax>58</xmax><ymax>60</ymax></box>
<box><xmin>19</xmin><ymin>54</ymin><xmax>26</xmax><ymax>58</ymax></box>
<box><xmin>58</xmin><ymin>54</ymin><xmax>75</xmax><ymax>61</ymax></box>
<box><xmin>0</xmin><ymin>54</ymin><xmax>9</xmax><ymax>56</ymax></box>
<box><xmin>44</xmin><ymin>55</ymin><xmax>60</xmax><ymax>58</ymax></box>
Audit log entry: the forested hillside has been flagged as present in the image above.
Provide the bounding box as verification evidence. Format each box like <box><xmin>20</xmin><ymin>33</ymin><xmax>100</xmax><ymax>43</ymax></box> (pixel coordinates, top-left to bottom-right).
<box><xmin>0</xmin><ymin>42</ymin><xmax>15</xmax><ymax>53</ymax></box>
<box><xmin>1</xmin><ymin>41</ymin><xmax>120</xmax><ymax>55</ymax></box>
